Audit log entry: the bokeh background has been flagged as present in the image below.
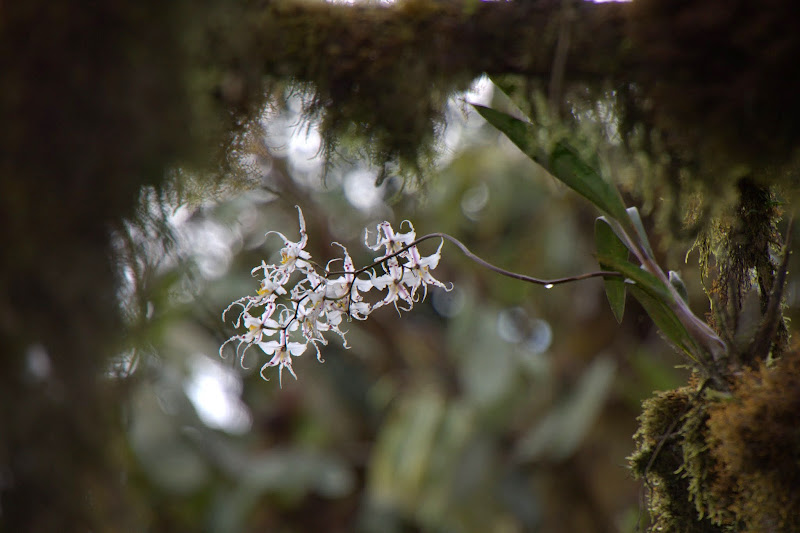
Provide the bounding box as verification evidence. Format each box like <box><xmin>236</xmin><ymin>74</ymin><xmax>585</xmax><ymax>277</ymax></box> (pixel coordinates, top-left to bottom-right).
<box><xmin>110</xmin><ymin>79</ymin><xmax>715</xmax><ymax>533</ymax></box>
<box><xmin>7</xmin><ymin>1</ymin><xmax>800</xmax><ymax>530</ymax></box>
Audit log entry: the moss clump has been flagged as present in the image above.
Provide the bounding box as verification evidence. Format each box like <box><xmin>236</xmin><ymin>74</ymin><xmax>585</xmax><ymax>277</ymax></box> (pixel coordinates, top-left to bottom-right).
<box><xmin>629</xmin><ymin>383</ymin><xmax>727</xmax><ymax>532</ymax></box>
<box><xmin>697</xmin><ymin>180</ymin><xmax>788</xmax><ymax>366</ymax></box>
<box><xmin>706</xmin><ymin>349</ymin><xmax>800</xmax><ymax>532</ymax></box>
<box><xmin>631</xmin><ymin>351</ymin><xmax>800</xmax><ymax>532</ymax></box>
<box><xmin>242</xmin><ymin>0</ymin><xmax>482</xmax><ymax>173</ymax></box>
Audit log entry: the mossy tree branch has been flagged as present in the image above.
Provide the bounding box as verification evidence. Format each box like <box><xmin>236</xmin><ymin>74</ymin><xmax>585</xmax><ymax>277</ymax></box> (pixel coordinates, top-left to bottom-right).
<box><xmin>211</xmin><ymin>0</ymin><xmax>800</xmax><ymax>178</ymax></box>
<box><xmin>215</xmin><ymin>0</ymin><xmax>628</xmax><ymax>164</ymax></box>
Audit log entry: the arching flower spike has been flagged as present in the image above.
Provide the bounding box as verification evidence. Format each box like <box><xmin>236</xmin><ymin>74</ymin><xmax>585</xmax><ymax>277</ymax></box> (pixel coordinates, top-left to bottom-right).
<box><xmin>222</xmin><ymin>207</ymin><xmax>453</xmax><ymax>385</ymax></box>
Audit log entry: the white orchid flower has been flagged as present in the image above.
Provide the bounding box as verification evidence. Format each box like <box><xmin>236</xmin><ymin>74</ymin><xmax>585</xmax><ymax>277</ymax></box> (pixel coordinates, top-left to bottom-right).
<box><xmin>219</xmin><ymin>303</ymin><xmax>279</xmax><ymax>367</ymax></box>
<box><xmin>257</xmin><ymin>277</ymin><xmax>287</xmax><ymax>300</ymax></box>
<box><xmin>243</xmin><ymin>304</ymin><xmax>281</xmax><ymax>343</ymax></box>
<box><xmin>402</xmin><ymin>240</ymin><xmax>450</xmax><ymax>300</ymax></box>
<box><xmin>257</xmin><ymin>330</ymin><xmax>307</xmax><ymax>386</ymax></box>
<box><xmin>265</xmin><ymin>206</ymin><xmax>313</xmax><ymax>278</ymax></box>
<box><xmin>371</xmin><ymin>267</ymin><xmax>415</xmax><ymax>313</ymax></box>
<box><xmin>221</xmin><ymin>207</ymin><xmax>452</xmax><ymax>383</ymax></box>
<box><xmin>366</xmin><ymin>220</ymin><xmax>416</xmax><ymax>257</ymax></box>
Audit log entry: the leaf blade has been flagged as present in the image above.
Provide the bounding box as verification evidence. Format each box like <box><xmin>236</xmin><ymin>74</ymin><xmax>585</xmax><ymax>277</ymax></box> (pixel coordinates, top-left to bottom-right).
<box><xmin>472</xmin><ymin>104</ymin><xmax>629</xmax><ymax>221</ymax></box>
<box><xmin>625</xmin><ymin>207</ymin><xmax>655</xmax><ymax>259</ymax></box>
<box><xmin>595</xmin><ymin>253</ymin><xmax>700</xmax><ymax>361</ymax></box>
<box><xmin>628</xmin><ymin>286</ymin><xmax>701</xmax><ymax>363</ymax></box>
<box><xmin>595</xmin><ymin>217</ymin><xmax>628</xmax><ymax>323</ymax></box>
<box><xmin>594</xmin><ymin>253</ymin><xmax>672</xmax><ymax>303</ymax></box>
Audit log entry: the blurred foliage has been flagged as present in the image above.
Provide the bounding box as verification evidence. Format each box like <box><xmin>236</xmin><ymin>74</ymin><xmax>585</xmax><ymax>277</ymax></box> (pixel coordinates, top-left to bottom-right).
<box><xmin>113</xmin><ymin>85</ymin><xmax>709</xmax><ymax>533</ymax></box>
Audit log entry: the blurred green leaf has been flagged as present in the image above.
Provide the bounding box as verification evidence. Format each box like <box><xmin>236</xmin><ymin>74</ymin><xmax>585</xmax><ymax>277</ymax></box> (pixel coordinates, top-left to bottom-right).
<box><xmin>514</xmin><ymin>356</ymin><xmax>617</xmax><ymax>462</ymax></box>
<box><xmin>595</xmin><ymin>217</ymin><xmax>628</xmax><ymax>323</ymax></box>
<box><xmin>472</xmin><ymin>104</ymin><xmax>629</xmax><ymax>222</ymax></box>
<box><xmin>369</xmin><ymin>390</ymin><xmax>446</xmax><ymax>505</ymax></box>
<box><xmin>211</xmin><ymin>449</ymin><xmax>355</xmax><ymax>533</ymax></box>
<box><xmin>241</xmin><ymin>449</ymin><xmax>355</xmax><ymax>498</ymax></box>
<box><xmin>448</xmin><ymin>294</ymin><xmax>518</xmax><ymax>406</ymax></box>
<box><xmin>129</xmin><ymin>386</ymin><xmax>210</xmax><ymax>494</ymax></box>
<box><xmin>368</xmin><ymin>390</ymin><xmax>483</xmax><ymax>532</ymax></box>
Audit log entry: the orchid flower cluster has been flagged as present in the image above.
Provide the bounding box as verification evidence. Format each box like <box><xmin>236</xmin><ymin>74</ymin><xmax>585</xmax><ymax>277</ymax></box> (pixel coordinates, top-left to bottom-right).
<box><xmin>220</xmin><ymin>206</ymin><xmax>450</xmax><ymax>385</ymax></box>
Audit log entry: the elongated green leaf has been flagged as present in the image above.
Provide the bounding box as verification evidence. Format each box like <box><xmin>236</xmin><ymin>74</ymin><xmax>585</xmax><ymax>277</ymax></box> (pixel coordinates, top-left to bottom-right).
<box><xmin>595</xmin><ymin>218</ymin><xmax>628</xmax><ymax>323</ymax></box>
<box><xmin>488</xmin><ymin>75</ymin><xmax>535</xmax><ymax>118</ymax></box>
<box><xmin>473</xmin><ymin>104</ymin><xmax>534</xmax><ymax>151</ymax></box>
<box><xmin>628</xmin><ymin>286</ymin><xmax>701</xmax><ymax>363</ymax></box>
<box><xmin>472</xmin><ymin>104</ymin><xmax>629</xmax><ymax>222</ymax></box>
<box><xmin>596</xmin><ymin>254</ymin><xmax>700</xmax><ymax>361</ymax></box>
<box><xmin>594</xmin><ymin>254</ymin><xmax>672</xmax><ymax>303</ymax></box>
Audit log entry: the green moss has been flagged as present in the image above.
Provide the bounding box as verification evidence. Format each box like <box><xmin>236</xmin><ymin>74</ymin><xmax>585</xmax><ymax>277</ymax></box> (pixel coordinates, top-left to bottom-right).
<box><xmin>632</xmin><ymin>350</ymin><xmax>800</xmax><ymax>532</ymax></box>
<box><xmin>630</xmin><ymin>384</ymin><xmax>729</xmax><ymax>532</ymax></box>
<box><xmin>628</xmin><ymin>0</ymin><xmax>800</xmax><ymax>188</ymax></box>
<box><xmin>207</xmin><ymin>0</ymin><xmax>627</xmax><ymax>179</ymax></box>
<box><xmin>696</xmin><ymin>180</ymin><xmax>787</xmax><ymax>366</ymax></box>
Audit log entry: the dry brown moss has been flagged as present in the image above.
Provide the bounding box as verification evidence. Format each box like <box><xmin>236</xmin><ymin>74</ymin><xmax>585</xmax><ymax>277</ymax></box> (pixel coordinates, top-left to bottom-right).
<box><xmin>706</xmin><ymin>349</ymin><xmax>800</xmax><ymax>532</ymax></box>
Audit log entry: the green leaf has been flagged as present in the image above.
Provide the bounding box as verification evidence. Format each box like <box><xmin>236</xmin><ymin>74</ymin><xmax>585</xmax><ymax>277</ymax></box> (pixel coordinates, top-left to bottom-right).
<box><xmin>668</xmin><ymin>271</ymin><xmax>689</xmax><ymax>304</ymax></box>
<box><xmin>472</xmin><ymin>104</ymin><xmax>629</xmax><ymax>222</ymax></box>
<box><xmin>488</xmin><ymin>75</ymin><xmax>534</xmax><ymax>117</ymax></box>
<box><xmin>596</xmin><ymin>254</ymin><xmax>700</xmax><ymax>361</ymax></box>
<box><xmin>473</xmin><ymin>104</ymin><xmax>533</xmax><ymax>150</ymax></box>
<box><xmin>625</xmin><ymin>207</ymin><xmax>655</xmax><ymax>258</ymax></box>
<box><xmin>628</xmin><ymin>286</ymin><xmax>701</xmax><ymax>364</ymax></box>
<box><xmin>594</xmin><ymin>254</ymin><xmax>672</xmax><ymax>303</ymax></box>
<box><xmin>595</xmin><ymin>217</ymin><xmax>628</xmax><ymax>323</ymax></box>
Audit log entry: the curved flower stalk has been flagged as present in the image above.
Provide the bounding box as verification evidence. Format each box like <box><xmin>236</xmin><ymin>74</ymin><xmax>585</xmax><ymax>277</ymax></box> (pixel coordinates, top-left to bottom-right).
<box><xmin>473</xmin><ymin>97</ymin><xmax>729</xmax><ymax>383</ymax></box>
<box><xmin>221</xmin><ymin>206</ymin><xmax>621</xmax><ymax>385</ymax></box>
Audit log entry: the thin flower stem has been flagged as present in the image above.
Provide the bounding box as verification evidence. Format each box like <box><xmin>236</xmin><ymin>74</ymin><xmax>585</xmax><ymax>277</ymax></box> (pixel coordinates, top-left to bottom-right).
<box><xmin>431</xmin><ymin>232</ymin><xmax>622</xmax><ymax>285</ymax></box>
<box><xmin>328</xmin><ymin>232</ymin><xmax>623</xmax><ymax>286</ymax></box>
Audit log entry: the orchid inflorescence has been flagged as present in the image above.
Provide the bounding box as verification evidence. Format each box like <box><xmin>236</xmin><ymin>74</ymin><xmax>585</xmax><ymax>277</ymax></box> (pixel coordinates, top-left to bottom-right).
<box><xmin>220</xmin><ymin>206</ymin><xmax>451</xmax><ymax>385</ymax></box>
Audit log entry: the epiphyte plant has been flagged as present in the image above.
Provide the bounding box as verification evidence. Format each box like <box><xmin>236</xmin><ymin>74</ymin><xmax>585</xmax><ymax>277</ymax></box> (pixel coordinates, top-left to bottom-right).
<box><xmin>471</xmin><ymin>99</ymin><xmax>729</xmax><ymax>385</ymax></box>
<box><xmin>220</xmin><ymin>205</ymin><xmax>624</xmax><ymax>385</ymax></box>
<box><xmin>221</xmin><ymin>96</ymin><xmax>728</xmax><ymax>387</ymax></box>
